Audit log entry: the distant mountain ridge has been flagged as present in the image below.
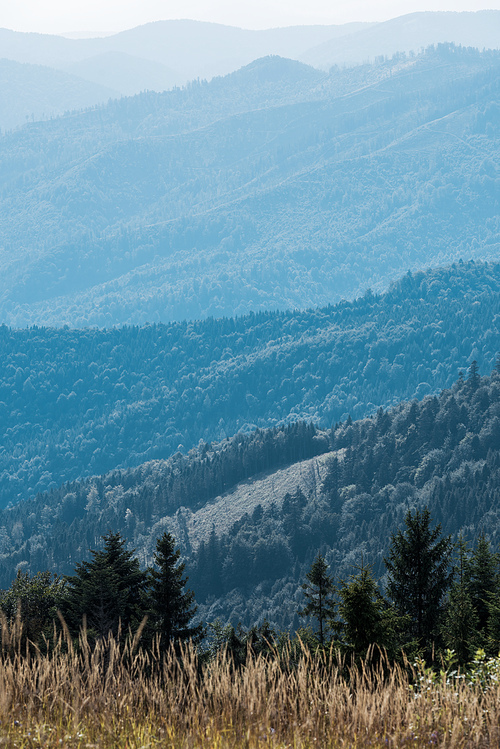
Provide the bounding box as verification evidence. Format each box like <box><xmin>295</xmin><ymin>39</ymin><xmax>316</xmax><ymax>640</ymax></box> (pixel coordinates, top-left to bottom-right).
<box><xmin>1</xmin><ymin>11</ymin><xmax>500</xmax><ymax>129</ymax></box>
<box><xmin>0</xmin><ymin>20</ymin><xmax>368</xmax><ymax>97</ymax></box>
<box><xmin>3</xmin><ymin>12</ymin><xmax>500</xmax><ymax>85</ymax></box>
<box><xmin>0</xmin><ymin>45</ymin><xmax>498</xmax><ymax>327</ymax></box>
<box><xmin>301</xmin><ymin>10</ymin><xmax>500</xmax><ymax>69</ymax></box>
<box><xmin>0</xmin><ymin>58</ymin><xmax>119</xmax><ymax>132</ymax></box>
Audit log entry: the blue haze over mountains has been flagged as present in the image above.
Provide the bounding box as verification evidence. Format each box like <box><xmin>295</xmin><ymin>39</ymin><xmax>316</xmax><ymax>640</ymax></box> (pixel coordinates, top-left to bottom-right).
<box><xmin>0</xmin><ymin>41</ymin><xmax>499</xmax><ymax>327</ymax></box>
<box><xmin>1</xmin><ymin>11</ymin><xmax>500</xmax><ymax>128</ymax></box>
<box><xmin>1</xmin><ymin>12</ymin><xmax>500</xmax><ymax>621</ymax></box>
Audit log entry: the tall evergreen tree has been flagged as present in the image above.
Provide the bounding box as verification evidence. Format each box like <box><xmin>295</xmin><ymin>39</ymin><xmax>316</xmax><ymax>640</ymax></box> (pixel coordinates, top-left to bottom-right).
<box><xmin>299</xmin><ymin>553</ymin><xmax>336</xmax><ymax>645</ymax></box>
<box><xmin>467</xmin><ymin>360</ymin><xmax>481</xmax><ymax>391</ymax></box>
<box><xmin>486</xmin><ymin>598</ymin><xmax>500</xmax><ymax>654</ymax></box>
<box><xmin>148</xmin><ymin>532</ymin><xmax>204</xmax><ymax>650</ymax></box>
<box><xmin>338</xmin><ymin>562</ymin><xmax>403</xmax><ymax>658</ymax></box>
<box><xmin>62</xmin><ymin>531</ymin><xmax>147</xmax><ymax>642</ymax></box>
<box><xmin>441</xmin><ymin>536</ymin><xmax>479</xmax><ymax>665</ymax></box>
<box><xmin>469</xmin><ymin>534</ymin><xmax>499</xmax><ymax>643</ymax></box>
<box><xmin>385</xmin><ymin>508</ymin><xmax>452</xmax><ymax>651</ymax></box>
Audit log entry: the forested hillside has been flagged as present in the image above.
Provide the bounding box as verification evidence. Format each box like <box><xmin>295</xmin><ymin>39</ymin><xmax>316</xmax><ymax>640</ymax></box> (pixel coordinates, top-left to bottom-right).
<box><xmin>1</xmin><ymin>260</ymin><xmax>500</xmax><ymax>509</ymax></box>
<box><xmin>0</xmin><ymin>421</ymin><xmax>326</xmax><ymax>588</ymax></box>
<box><xmin>192</xmin><ymin>363</ymin><xmax>500</xmax><ymax>627</ymax></box>
<box><xmin>302</xmin><ymin>10</ymin><xmax>500</xmax><ymax>69</ymax></box>
<box><xmin>2</xmin><ymin>364</ymin><xmax>500</xmax><ymax>630</ymax></box>
<box><xmin>0</xmin><ymin>45</ymin><xmax>499</xmax><ymax>326</ymax></box>
<box><xmin>0</xmin><ymin>59</ymin><xmax>118</xmax><ymax>133</ymax></box>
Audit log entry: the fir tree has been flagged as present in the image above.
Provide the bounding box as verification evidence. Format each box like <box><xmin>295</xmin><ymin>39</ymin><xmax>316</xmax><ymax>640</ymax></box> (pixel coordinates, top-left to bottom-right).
<box><xmin>469</xmin><ymin>534</ymin><xmax>499</xmax><ymax>644</ymax></box>
<box><xmin>385</xmin><ymin>508</ymin><xmax>452</xmax><ymax>651</ymax></box>
<box><xmin>467</xmin><ymin>360</ymin><xmax>480</xmax><ymax>391</ymax></box>
<box><xmin>338</xmin><ymin>561</ymin><xmax>404</xmax><ymax>658</ymax></box>
<box><xmin>486</xmin><ymin>597</ymin><xmax>500</xmax><ymax>654</ymax></box>
<box><xmin>148</xmin><ymin>532</ymin><xmax>204</xmax><ymax>650</ymax></box>
<box><xmin>299</xmin><ymin>553</ymin><xmax>336</xmax><ymax>645</ymax></box>
<box><xmin>62</xmin><ymin>531</ymin><xmax>147</xmax><ymax>642</ymax></box>
<box><xmin>441</xmin><ymin>536</ymin><xmax>479</xmax><ymax>665</ymax></box>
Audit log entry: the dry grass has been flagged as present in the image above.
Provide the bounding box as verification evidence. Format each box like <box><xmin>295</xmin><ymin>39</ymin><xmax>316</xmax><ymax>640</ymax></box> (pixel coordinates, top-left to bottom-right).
<box><xmin>0</xmin><ymin>619</ymin><xmax>499</xmax><ymax>748</ymax></box>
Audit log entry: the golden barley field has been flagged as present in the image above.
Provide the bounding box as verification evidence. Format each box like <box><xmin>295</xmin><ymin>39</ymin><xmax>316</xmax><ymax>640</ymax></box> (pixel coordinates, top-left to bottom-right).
<box><xmin>0</xmin><ymin>619</ymin><xmax>499</xmax><ymax>748</ymax></box>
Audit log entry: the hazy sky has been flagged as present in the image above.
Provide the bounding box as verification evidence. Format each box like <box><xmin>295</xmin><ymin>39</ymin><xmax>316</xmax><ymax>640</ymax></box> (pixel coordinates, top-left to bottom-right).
<box><xmin>2</xmin><ymin>0</ymin><xmax>499</xmax><ymax>35</ymax></box>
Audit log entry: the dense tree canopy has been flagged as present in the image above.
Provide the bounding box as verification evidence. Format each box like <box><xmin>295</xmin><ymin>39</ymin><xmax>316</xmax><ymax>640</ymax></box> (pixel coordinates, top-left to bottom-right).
<box><xmin>3</xmin><ymin>365</ymin><xmax>500</xmax><ymax>629</ymax></box>
<box><xmin>1</xmin><ymin>260</ymin><xmax>500</xmax><ymax>509</ymax></box>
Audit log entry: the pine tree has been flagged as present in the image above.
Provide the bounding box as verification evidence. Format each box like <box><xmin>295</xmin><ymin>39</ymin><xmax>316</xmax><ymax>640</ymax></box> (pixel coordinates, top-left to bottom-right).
<box><xmin>338</xmin><ymin>561</ymin><xmax>403</xmax><ymax>658</ymax></box>
<box><xmin>62</xmin><ymin>531</ymin><xmax>147</xmax><ymax>642</ymax></box>
<box><xmin>299</xmin><ymin>553</ymin><xmax>336</xmax><ymax>645</ymax></box>
<box><xmin>469</xmin><ymin>534</ymin><xmax>499</xmax><ymax>644</ymax></box>
<box><xmin>441</xmin><ymin>536</ymin><xmax>479</xmax><ymax>665</ymax></box>
<box><xmin>385</xmin><ymin>508</ymin><xmax>452</xmax><ymax>651</ymax></box>
<box><xmin>486</xmin><ymin>597</ymin><xmax>500</xmax><ymax>654</ymax></box>
<box><xmin>467</xmin><ymin>360</ymin><xmax>480</xmax><ymax>391</ymax></box>
<box><xmin>148</xmin><ymin>532</ymin><xmax>204</xmax><ymax>650</ymax></box>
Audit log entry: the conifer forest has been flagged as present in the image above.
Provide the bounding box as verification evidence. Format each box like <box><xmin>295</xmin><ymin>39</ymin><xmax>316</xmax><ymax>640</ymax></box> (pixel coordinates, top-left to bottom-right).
<box><xmin>1</xmin><ymin>11</ymin><xmax>500</xmax><ymax>747</ymax></box>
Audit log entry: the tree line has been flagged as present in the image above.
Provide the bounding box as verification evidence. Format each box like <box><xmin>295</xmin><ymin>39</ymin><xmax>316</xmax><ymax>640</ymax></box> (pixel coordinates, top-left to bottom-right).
<box><xmin>2</xmin><ymin>506</ymin><xmax>499</xmax><ymax>669</ymax></box>
<box><xmin>0</xmin><ymin>531</ymin><xmax>203</xmax><ymax>654</ymax></box>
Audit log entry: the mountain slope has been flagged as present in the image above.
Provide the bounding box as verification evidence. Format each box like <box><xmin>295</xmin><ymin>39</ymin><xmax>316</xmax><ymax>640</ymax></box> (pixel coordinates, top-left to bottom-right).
<box><xmin>0</xmin><ymin>58</ymin><xmax>119</xmax><ymax>131</ymax></box>
<box><xmin>301</xmin><ymin>10</ymin><xmax>500</xmax><ymax>69</ymax></box>
<box><xmin>1</xmin><ymin>259</ymin><xmax>500</xmax><ymax>510</ymax></box>
<box><xmin>0</xmin><ymin>46</ymin><xmax>499</xmax><ymax>327</ymax></box>
<box><xmin>0</xmin><ymin>21</ymin><xmax>370</xmax><ymax>88</ymax></box>
<box><xmin>2</xmin><ymin>366</ymin><xmax>500</xmax><ymax>631</ymax></box>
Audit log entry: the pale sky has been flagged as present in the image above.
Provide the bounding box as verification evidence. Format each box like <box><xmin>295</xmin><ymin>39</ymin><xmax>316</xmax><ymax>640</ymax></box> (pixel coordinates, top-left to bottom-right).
<box><xmin>1</xmin><ymin>0</ymin><xmax>498</xmax><ymax>35</ymax></box>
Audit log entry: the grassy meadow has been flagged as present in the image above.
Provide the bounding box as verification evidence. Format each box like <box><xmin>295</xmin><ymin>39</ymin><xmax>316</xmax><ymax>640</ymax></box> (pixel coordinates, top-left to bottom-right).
<box><xmin>1</xmin><ymin>618</ymin><xmax>500</xmax><ymax>749</ymax></box>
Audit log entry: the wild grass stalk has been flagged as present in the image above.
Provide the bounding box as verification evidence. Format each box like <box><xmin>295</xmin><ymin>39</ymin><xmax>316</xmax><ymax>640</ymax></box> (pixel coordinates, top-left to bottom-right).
<box><xmin>0</xmin><ymin>618</ymin><xmax>499</xmax><ymax>747</ymax></box>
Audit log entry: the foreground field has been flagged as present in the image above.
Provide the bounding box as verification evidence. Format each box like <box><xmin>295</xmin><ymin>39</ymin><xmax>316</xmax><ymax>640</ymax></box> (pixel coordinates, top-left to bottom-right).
<box><xmin>0</xmin><ymin>628</ymin><xmax>499</xmax><ymax>749</ymax></box>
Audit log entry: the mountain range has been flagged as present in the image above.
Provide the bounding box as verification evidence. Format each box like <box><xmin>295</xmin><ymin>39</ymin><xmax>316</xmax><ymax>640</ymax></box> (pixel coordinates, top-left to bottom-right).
<box><xmin>0</xmin><ymin>259</ymin><xmax>499</xmax><ymax>510</ymax></box>
<box><xmin>0</xmin><ymin>20</ymin><xmax>365</xmax><ymax>129</ymax></box>
<box><xmin>0</xmin><ymin>44</ymin><xmax>499</xmax><ymax>327</ymax></box>
<box><xmin>1</xmin><ymin>13</ymin><xmax>500</xmax><ymax>631</ymax></box>
<box><xmin>1</xmin><ymin>11</ymin><xmax>500</xmax><ymax>129</ymax></box>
